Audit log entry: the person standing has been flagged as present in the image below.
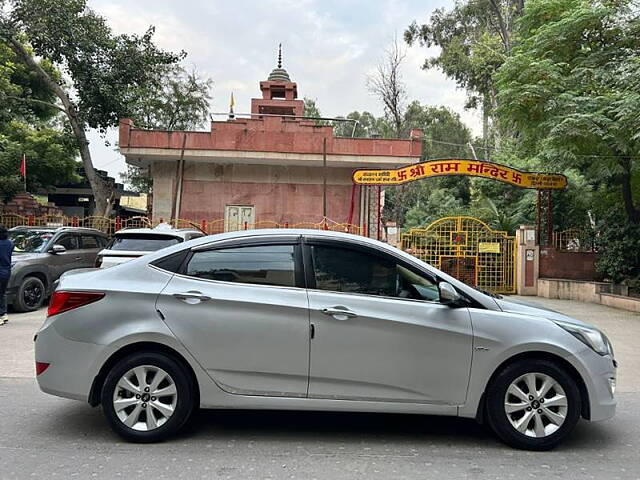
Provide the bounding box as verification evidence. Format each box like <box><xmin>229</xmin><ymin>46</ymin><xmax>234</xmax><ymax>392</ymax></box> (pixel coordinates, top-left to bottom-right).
<box><xmin>0</xmin><ymin>225</ymin><xmax>13</xmax><ymax>325</ymax></box>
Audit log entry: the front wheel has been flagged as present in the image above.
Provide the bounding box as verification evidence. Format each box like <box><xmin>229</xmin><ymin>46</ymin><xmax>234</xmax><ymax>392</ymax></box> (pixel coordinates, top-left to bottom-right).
<box><xmin>485</xmin><ymin>359</ymin><xmax>581</xmax><ymax>450</ymax></box>
<box><xmin>101</xmin><ymin>352</ymin><xmax>195</xmax><ymax>442</ymax></box>
<box><xmin>14</xmin><ymin>276</ymin><xmax>46</xmax><ymax>312</ymax></box>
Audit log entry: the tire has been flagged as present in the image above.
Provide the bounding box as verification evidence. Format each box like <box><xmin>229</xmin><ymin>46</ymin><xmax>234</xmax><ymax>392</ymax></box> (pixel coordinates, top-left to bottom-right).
<box><xmin>485</xmin><ymin>359</ymin><xmax>581</xmax><ymax>450</ymax></box>
<box><xmin>13</xmin><ymin>276</ymin><xmax>46</xmax><ymax>312</ymax></box>
<box><xmin>101</xmin><ymin>352</ymin><xmax>195</xmax><ymax>443</ymax></box>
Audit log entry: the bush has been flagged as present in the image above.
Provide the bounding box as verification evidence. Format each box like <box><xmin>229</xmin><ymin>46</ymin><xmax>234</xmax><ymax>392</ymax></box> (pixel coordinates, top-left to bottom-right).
<box><xmin>595</xmin><ymin>218</ymin><xmax>640</xmax><ymax>284</ymax></box>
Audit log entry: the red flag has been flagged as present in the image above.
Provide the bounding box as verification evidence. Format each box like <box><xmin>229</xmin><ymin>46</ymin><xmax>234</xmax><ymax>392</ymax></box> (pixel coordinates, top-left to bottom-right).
<box><xmin>19</xmin><ymin>154</ymin><xmax>26</xmax><ymax>178</ymax></box>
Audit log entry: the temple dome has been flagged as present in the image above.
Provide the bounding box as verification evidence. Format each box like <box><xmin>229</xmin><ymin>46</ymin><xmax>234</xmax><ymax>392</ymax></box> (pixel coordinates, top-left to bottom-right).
<box><xmin>267</xmin><ymin>67</ymin><xmax>291</xmax><ymax>82</ymax></box>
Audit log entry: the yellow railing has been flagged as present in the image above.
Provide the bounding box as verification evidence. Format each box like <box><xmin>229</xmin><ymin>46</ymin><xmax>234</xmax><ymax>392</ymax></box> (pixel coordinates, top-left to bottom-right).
<box><xmin>400</xmin><ymin>216</ymin><xmax>517</xmax><ymax>294</ymax></box>
<box><xmin>0</xmin><ymin>214</ymin><xmax>362</xmax><ymax>237</ymax></box>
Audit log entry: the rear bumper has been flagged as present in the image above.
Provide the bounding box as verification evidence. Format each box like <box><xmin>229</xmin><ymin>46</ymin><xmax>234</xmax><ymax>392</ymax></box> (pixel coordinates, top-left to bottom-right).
<box><xmin>35</xmin><ymin>319</ymin><xmax>104</xmax><ymax>402</ymax></box>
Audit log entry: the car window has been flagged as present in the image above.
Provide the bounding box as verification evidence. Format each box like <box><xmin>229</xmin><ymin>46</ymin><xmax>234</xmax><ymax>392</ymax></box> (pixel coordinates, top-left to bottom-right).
<box><xmin>9</xmin><ymin>230</ymin><xmax>54</xmax><ymax>253</ymax></box>
<box><xmin>107</xmin><ymin>234</ymin><xmax>182</xmax><ymax>252</ymax></box>
<box><xmin>56</xmin><ymin>234</ymin><xmax>79</xmax><ymax>251</ymax></box>
<box><xmin>311</xmin><ymin>245</ymin><xmax>439</xmax><ymax>301</ymax></box>
<box><xmin>80</xmin><ymin>235</ymin><xmax>99</xmax><ymax>249</ymax></box>
<box><xmin>186</xmin><ymin>245</ymin><xmax>296</xmax><ymax>287</ymax></box>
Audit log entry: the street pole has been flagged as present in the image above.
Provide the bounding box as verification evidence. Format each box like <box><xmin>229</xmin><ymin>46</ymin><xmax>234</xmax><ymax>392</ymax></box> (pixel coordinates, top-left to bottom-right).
<box><xmin>322</xmin><ymin>137</ymin><xmax>327</xmax><ymax>223</ymax></box>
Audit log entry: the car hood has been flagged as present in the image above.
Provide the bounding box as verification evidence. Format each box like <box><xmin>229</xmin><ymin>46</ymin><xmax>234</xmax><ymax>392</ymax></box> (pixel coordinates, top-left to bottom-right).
<box><xmin>11</xmin><ymin>252</ymin><xmax>46</xmax><ymax>263</ymax></box>
<box><xmin>495</xmin><ymin>297</ymin><xmax>588</xmax><ymax>327</ymax></box>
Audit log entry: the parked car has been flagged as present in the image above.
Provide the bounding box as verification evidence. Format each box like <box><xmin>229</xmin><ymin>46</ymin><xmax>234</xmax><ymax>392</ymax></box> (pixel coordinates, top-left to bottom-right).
<box><xmin>95</xmin><ymin>224</ymin><xmax>204</xmax><ymax>268</ymax></box>
<box><xmin>8</xmin><ymin>226</ymin><xmax>109</xmax><ymax>311</ymax></box>
<box><xmin>35</xmin><ymin>229</ymin><xmax>616</xmax><ymax>449</ymax></box>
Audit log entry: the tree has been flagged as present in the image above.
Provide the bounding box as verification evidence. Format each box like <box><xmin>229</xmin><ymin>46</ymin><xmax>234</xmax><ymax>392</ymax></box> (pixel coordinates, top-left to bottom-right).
<box><xmin>495</xmin><ymin>0</ymin><xmax>640</xmax><ymax>224</ymax></box>
<box><xmin>131</xmin><ymin>65</ymin><xmax>212</xmax><ymax>131</ymax></box>
<box><xmin>123</xmin><ymin>65</ymin><xmax>213</xmax><ymax>194</ymax></box>
<box><xmin>406</xmin><ymin>0</ymin><xmax>525</xmax><ymax>143</ymax></box>
<box><xmin>366</xmin><ymin>36</ymin><xmax>407</xmax><ymax>138</ymax></box>
<box><xmin>384</xmin><ymin>102</ymin><xmax>476</xmax><ymax>227</ymax></box>
<box><xmin>0</xmin><ymin>0</ymin><xmax>183</xmax><ymax>215</ymax></box>
<box><xmin>0</xmin><ymin>37</ymin><xmax>79</xmax><ymax>203</ymax></box>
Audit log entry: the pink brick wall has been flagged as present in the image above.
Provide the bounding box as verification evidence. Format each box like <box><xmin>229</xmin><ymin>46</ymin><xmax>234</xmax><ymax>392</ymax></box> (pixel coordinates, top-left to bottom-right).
<box><xmin>179</xmin><ymin>180</ymin><xmax>360</xmax><ymax>225</ymax></box>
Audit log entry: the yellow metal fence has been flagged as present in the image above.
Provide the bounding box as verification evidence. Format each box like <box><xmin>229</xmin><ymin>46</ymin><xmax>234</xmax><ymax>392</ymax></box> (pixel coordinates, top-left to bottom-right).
<box><xmin>401</xmin><ymin>216</ymin><xmax>517</xmax><ymax>294</ymax></box>
<box><xmin>0</xmin><ymin>214</ymin><xmax>362</xmax><ymax>236</ymax></box>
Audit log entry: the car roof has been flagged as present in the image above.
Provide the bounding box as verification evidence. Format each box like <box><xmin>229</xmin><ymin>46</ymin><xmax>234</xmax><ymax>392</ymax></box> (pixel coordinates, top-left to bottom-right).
<box><xmin>113</xmin><ymin>227</ymin><xmax>202</xmax><ymax>238</ymax></box>
<box><xmin>9</xmin><ymin>226</ymin><xmax>107</xmax><ymax>235</ymax></box>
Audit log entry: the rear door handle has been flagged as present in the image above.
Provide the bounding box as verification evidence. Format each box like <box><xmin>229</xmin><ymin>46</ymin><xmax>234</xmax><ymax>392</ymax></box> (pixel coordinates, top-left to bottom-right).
<box><xmin>74</xmin><ymin>256</ymin><xmax>82</xmax><ymax>260</ymax></box>
<box><xmin>320</xmin><ymin>307</ymin><xmax>358</xmax><ymax>321</ymax></box>
<box><xmin>173</xmin><ymin>291</ymin><xmax>211</xmax><ymax>303</ymax></box>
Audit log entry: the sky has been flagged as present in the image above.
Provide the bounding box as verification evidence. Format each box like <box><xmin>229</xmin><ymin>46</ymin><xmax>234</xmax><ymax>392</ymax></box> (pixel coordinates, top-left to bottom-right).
<box><xmin>87</xmin><ymin>0</ymin><xmax>480</xmax><ymax>181</ymax></box>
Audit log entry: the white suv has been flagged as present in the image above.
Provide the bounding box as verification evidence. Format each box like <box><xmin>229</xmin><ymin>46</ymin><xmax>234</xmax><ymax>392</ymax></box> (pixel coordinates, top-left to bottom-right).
<box><xmin>96</xmin><ymin>224</ymin><xmax>204</xmax><ymax>268</ymax></box>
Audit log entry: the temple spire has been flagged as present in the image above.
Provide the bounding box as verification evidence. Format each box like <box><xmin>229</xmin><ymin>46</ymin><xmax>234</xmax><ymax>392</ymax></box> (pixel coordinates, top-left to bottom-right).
<box><xmin>277</xmin><ymin>43</ymin><xmax>282</xmax><ymax>69</ymax></box>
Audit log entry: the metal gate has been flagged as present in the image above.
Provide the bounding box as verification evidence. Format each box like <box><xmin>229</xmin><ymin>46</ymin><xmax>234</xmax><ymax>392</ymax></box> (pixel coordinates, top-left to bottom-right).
<box><xmin>400</xmin><ymin>216</ymin><xmax>516</xmax><ymax>294</ymax></box>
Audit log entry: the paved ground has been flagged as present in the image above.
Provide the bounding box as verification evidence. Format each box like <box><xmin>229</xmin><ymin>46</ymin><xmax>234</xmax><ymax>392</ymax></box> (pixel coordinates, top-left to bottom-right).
<box><xmin>1</xmin><ymin>298</ymin><xmax>639</xmax><ymax>479</ymax></box>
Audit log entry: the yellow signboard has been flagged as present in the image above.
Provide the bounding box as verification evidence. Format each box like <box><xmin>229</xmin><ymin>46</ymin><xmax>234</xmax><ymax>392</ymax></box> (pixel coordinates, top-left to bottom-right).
<box><xmin>478</xmin><ymin>242</ymin><xmax>501</xmax><ymax>253</ymax></box>
<box><xmin>352</xmin><ymin>159</ymin><xmax>567</xmax><ymax>190</ymax></box>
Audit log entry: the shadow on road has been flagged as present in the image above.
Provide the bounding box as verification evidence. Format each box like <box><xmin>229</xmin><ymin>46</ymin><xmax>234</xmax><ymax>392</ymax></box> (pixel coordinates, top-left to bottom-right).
<box><xmin>35</xmin><ymin>400</ymin><xmax>620</xmax><ymax>452</ymax></box>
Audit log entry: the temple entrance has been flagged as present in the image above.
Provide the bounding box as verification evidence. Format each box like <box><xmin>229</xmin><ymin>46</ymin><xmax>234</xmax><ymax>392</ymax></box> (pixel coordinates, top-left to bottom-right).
<box><xmin>401</xmin><ymin>216</ymin><xmax>516</xmax><ymax>294</ymax></box>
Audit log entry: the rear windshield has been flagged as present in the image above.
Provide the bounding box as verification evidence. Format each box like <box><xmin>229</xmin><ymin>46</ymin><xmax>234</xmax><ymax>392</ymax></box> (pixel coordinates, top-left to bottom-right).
<box><xmin>107</xmin><ymin>234</ymin><xmax>182</xmax><ymax>252</ymax></box>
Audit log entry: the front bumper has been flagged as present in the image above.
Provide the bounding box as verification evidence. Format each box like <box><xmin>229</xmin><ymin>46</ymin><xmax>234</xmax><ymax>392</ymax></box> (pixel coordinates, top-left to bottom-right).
<box><xmin>577</xmin><ymin>347</ymin><xmax>617</xmax><ymax>422</ymax></box>
<box><xmin>35</xmin><ymin>319</ymin><xmax>104</xmax><ymax>402</ymax></box>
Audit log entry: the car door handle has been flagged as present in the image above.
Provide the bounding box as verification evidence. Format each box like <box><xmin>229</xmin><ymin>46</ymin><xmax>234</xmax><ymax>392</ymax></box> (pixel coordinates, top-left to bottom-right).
<box><xmin>173</xmin><ymin>292</ymin><xmax>211</xmax><ymax>303</ymax></box>
<box><xmin>320</xmin><ymin>307</ymin><xmax>358</xmax><ymax>320</ymax></box>
<box><xmin>74</xmin><ymin>256</ymin><xmax>82</xmax><ymax>260</ymax></box>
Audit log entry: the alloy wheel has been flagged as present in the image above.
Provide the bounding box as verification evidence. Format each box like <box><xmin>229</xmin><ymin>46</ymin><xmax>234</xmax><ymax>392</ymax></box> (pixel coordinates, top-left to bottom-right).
<box><xmin>504</xmin><ymin>372</ymin><xmax>568</xmax><ymax>438</ymax></box>
<box><xmin>112</xmin><ymin>365</ymin><xmax>178</xmax><ymax>431</ymax></box>
<box><xmin>23</xmin><ymin>281</ymin><xmax>43</xmax><ymax>308</ymax></box>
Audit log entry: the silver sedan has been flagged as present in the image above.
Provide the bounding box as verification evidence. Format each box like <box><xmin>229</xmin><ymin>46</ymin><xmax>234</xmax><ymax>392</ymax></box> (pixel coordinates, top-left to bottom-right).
<box><xmin>34</xmin><ymin>229</ymin><xmax>616</xmax><ymax>449</ymax></box>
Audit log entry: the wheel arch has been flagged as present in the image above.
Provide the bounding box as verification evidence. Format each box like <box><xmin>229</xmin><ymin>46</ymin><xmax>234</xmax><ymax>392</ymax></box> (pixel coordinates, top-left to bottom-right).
<box><xmin>88</xmin><ymin>341</ymin><xmax>200</xmax><ymax>408</ymax></box>
<box><xmin>476</xmin><ymin>351</ymin><xmax>591</xmax><ymax>423</ymax></box>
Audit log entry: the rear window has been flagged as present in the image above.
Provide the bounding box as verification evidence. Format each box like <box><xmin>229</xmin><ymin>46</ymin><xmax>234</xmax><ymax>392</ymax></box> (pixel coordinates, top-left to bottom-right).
<box><xmin>107</xmin><ymin>234</ymin><xmax>182</xmax><ymax>252</ymax></box>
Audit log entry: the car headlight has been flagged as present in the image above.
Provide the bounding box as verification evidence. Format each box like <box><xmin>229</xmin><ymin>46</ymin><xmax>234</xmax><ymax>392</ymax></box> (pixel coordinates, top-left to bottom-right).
<box><xmin>554</xmin><ymin>319</ymin><xmax>613</xmax><ymax>356</ymax></box>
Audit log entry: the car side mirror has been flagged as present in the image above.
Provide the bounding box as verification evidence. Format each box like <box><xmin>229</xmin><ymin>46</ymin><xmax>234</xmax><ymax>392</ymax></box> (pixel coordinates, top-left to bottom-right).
<box><xmin>50</xmin><ymin>244</ymin><xmax>66</xmax><ymax>254</ymax></box>
<box><xmin>439</xmin><ymin>281</ymin><xmax>462</xmax><ymax>306</ymax></box>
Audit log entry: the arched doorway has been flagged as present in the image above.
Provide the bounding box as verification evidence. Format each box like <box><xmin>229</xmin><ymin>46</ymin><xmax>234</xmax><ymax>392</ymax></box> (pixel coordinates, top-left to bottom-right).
<box><xmin>400</xmin><ymin>216</ymin><xmax>516</xmax><ymax>294</ymax></box>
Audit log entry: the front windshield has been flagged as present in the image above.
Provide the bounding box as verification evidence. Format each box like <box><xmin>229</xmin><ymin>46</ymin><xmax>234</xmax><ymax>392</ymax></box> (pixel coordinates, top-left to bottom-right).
<box><xmin>9</xmin><ymin>230</ymin><xmax>54</xmax><ymax>253</ymax></box>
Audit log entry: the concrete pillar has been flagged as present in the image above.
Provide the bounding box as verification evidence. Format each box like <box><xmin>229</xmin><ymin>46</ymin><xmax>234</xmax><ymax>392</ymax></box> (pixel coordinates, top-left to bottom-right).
<box><xmin>516</xmin><ymin>224</ymin><xmax>539</xmax><ymax>295</ymax></box>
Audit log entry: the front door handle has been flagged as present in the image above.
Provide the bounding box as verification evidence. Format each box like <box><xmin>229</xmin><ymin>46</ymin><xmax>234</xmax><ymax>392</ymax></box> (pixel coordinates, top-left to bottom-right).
<box><xmin>320</xmin><ymin>307</ymin><xmax>358</xmax><ymax>321</ymax></box>
<box><xmin>74</xmin><ymin>256</ymin><xmax>82</xmax><ymax>260</ymax></box>
<box><xmin>173</xmin><ymin>291</ymin><xmax>211</xmax><ymax>304</ymax></box>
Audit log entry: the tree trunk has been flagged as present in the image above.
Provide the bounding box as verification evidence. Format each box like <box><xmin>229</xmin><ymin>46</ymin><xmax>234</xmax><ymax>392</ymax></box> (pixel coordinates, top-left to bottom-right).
<box><xmin>488</xmin><ymin>0</ymin><xmax>511</xmax><ymax>52</ymax></box>
<box><xmin>6</xmin><ymin>37</ymin><xmax>113</xmax><ymax>216</ymax></box>
<box><xmin>620</xmin><ymin>157</ymin><xmax>640</xmax><ymax>224</ymax></box>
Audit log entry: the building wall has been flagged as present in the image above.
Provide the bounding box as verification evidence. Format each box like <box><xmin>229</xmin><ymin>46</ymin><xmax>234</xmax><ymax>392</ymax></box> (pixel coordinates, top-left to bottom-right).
<box><xmin>539</xmin><ymin>247</ymin><xmax>600</xmax><ymax>281</ymax></box>
<box><xmin>153</xmin><ymin>161</ymin><xmax>361</xmax><ymax>225</ymax></box>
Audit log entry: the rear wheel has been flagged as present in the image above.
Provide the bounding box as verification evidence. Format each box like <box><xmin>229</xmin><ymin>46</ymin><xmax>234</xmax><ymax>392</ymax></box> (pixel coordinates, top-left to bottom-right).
<box><xmin>101</xmin><ymin>352</ymin><xmax>195</xmax><ymax>442</ymax></box>
<box><xmin>14</xmin><ymin>276</ymin><xmax>46</xmax><ymax>312</ymax></box>
<box><xmin>485</xmin><ymin>359</ymin><xmax>581</xmax><ymax>450</ymax></box>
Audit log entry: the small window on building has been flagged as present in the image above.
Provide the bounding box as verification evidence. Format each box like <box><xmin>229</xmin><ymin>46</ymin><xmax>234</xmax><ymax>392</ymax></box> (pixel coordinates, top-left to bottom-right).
<box><xmin>186</xmin><ymin>245</ymin><xmax>296</xmax><ymax>287</ymax></box>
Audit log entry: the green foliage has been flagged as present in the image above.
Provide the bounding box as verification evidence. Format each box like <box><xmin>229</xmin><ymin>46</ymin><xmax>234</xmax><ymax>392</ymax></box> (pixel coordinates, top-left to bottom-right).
<box><xmin>0</xmin><ymin>37</ymin><xmax>79</xmax><ymax>203</ymax></box>
<box><xmin>403</xmin><ymin>189</ymin><xmax>467</xmax><ymax>228</ymax></box>
<box><xmin>120</xmin><ymin>165</ymin><xmax>152</xmax><ymax>194</ymax></box>
<box><xmin>495</xmin><ymin>0</ymin><xmax>640</xmax><ymax>224</ymax></box>
<box><xmin>595</xmin><ymin>216</ymin><xmax>640</xmax><ymax>283</ymax></box>
<box><xmin>0</xmin><ymin>174</ymin><xmax>22</xmax><ymax>205</ymax></box>
<box><xmin>8</xmin><ymin>0</ymin><xmax>184</xmax><ymax>131</ymax></box>
<box><xmin>131</xmin><ymin>65</ymin><xmax>212</xmax><ymax>131</ymax></box>
<box><xmin>0</xmin><ymin>121</ymin><xmax>79</xmax><ymax>191</ymax></box>
<box><xmin>406</xmin><ymin>0</ymin><xmax>523</xmax><ymax>112</ymax></box>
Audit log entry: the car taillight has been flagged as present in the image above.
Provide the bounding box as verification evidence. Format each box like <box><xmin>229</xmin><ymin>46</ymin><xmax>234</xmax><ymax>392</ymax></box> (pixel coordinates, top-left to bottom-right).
<box><xmin>47</xmin><ymin>291</ymin><xmax>105</xmax><ymax>317</ymax></box>
<box><xmin>35</xmin><ymin>362</ymin><xmax>50</xmax><ymax>376</ymax></box>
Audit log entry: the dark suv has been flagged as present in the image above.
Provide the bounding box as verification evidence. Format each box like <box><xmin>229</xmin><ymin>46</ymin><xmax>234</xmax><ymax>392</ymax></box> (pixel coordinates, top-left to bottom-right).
<box><xmin>8</xmin><ymin>226</ymin><xmax>109</xmax><ymax>311</ymax></box>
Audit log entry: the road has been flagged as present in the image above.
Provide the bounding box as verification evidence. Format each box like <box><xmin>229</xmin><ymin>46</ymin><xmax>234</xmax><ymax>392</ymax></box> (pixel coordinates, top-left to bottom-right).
<box><xmin>1</xmin><ymin>298</ymin><xmax>639</xmax><ymax>479</ymax></box>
